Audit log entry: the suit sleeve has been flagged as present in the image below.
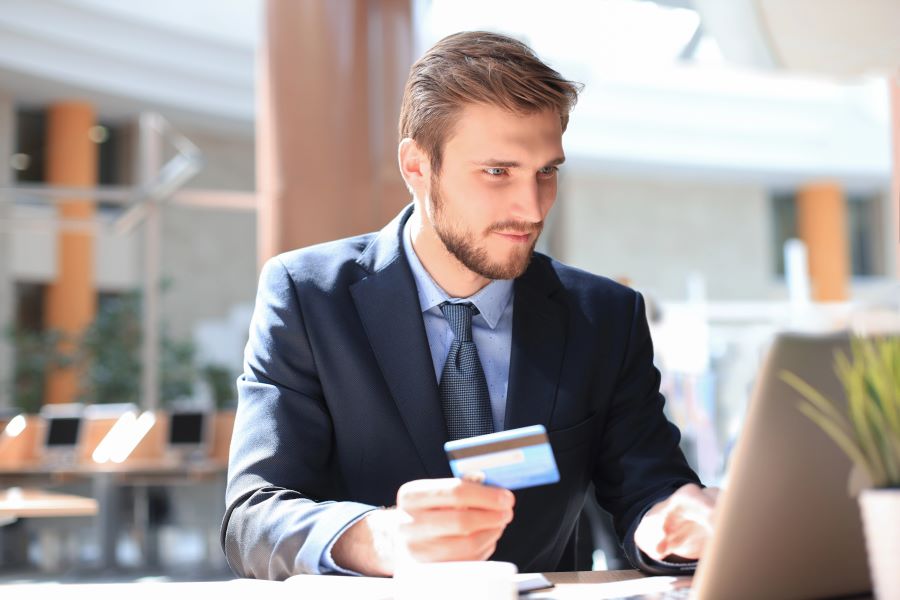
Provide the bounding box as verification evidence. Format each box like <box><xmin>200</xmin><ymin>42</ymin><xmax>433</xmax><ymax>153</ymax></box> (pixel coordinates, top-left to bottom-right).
<box><xmin>220</xmin><ymin>256</ymin><xmax>376</xmax><ymax>579</ymax></box>
<box><xmin>591</xmin><ymin>291</ymin><xmax>702</xmax><ymax>574</ymax></box>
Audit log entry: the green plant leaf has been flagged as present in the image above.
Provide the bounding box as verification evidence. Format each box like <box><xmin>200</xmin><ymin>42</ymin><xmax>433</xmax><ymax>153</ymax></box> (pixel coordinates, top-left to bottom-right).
<box><xmin>839</xmin><ymin>352</ymin><xmax>887</xmax><ymax>484</ymax></box>
<box><xmin>797</xmin><ymin>403</ymin><xmax>883</xmax><ymax>486</ymax></box>
<box><xmin>780</xmin><ymin>370</ymin><xmax>847</xmax><ymax>426</ymax></box>
<box><xmin>783</xmin><ymin>336</ymin><xmax>900</xmax><ymax>488</ymax></box>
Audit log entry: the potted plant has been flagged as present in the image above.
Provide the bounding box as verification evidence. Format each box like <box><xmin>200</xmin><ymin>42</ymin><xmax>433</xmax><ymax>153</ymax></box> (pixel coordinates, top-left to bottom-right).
<box><xmin>781</xmin><ymin>336</ymin><xmax>899</xmax><ymax>600</ymax></box>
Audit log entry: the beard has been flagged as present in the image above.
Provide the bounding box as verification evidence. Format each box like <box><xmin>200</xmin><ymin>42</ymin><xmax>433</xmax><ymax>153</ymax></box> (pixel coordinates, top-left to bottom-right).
<box><xmin>428</xmin><ymin>174</ymin><xmax>541</xmax><ymax>281</ymax></box>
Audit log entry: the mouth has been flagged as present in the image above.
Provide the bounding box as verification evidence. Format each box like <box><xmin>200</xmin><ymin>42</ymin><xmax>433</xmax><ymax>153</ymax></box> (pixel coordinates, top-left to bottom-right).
<box><xmin>493</xmin><ymin>231</ymin><xmax>533</xmax><ymax>243</ymax></box>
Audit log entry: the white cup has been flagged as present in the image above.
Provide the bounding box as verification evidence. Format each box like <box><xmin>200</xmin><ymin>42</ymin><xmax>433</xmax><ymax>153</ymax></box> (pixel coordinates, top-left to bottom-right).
<box><xmin>393</xmin><ymin>561</ymin><xmax>518</xmax><ymax>600</ymax></box>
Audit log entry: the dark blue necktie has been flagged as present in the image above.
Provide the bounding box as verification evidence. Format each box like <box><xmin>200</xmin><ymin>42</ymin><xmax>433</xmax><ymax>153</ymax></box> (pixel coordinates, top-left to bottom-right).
<box><xmin>438</xmin><ymin>302</ymin><xmax>494</xmax><ymax>441</ymax></box>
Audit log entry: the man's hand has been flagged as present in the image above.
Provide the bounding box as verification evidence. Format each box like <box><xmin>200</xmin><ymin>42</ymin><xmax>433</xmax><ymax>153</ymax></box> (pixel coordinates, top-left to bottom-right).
<box><xmin>634</xmin><ymin>483</ymin><xmax>719</xmax><ymax>562</ymax></box>
<box><xmin>331</xmin><ymin>478</ymin><xmax>515</xmax><ymax>576</ymax></box>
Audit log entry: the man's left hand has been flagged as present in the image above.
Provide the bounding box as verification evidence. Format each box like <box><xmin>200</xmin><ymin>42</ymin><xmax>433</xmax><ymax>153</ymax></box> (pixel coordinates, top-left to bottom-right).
<box><xmin>634</xmin><ymin>483</ymin><xmax>719</xmax><ymax>562</ymax></box>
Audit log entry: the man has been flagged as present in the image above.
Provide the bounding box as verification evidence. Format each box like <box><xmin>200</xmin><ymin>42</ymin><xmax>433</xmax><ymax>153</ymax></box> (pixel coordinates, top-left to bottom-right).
<box><xmin>222</xmin><ymin>31</ymin><xmax>717</xmax><ymax>580</ymax></box>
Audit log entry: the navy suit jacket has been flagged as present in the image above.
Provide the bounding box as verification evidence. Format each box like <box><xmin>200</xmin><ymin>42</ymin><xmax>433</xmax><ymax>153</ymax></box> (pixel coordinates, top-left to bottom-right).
<box><xmin>221</xmin><ymin>205</ymin><xmax>700</xmax><ymax>579</ymax></box>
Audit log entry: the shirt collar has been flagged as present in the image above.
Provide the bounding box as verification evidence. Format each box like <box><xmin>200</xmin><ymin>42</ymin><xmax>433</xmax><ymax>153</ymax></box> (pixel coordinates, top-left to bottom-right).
<box><xmin>402</xmin><ymin>211</ymin><xmax>513</xmax><ymax>330</ymax></box>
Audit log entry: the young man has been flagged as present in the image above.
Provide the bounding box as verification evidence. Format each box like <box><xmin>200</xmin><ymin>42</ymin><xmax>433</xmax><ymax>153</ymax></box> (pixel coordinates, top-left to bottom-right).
<box><xmin>222</xmin><ymin>31</ymin><xmax>717</xmax><ymax>580</ymax></box>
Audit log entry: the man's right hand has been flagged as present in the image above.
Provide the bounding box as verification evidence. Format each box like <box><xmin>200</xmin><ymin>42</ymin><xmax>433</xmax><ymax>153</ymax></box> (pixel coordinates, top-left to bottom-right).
<box><xmin>331</xmin><ymin>478</ymin><xmax>515</xmax><ymax>576</ymax></box>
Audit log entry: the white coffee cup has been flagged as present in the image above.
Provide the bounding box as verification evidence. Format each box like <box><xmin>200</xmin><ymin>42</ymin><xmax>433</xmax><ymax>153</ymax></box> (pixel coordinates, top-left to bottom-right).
<box><xmin>393</xmin><ymin>560</ymin><xmax>518</xmax><ymax>600</ymax></box>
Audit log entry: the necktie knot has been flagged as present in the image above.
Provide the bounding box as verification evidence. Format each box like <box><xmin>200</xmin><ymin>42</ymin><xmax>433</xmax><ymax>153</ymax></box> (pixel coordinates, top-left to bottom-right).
<box><xmin>439</xmin><ymin>302</ymin><xmax>478</xmax><ymax>342</ymax></box>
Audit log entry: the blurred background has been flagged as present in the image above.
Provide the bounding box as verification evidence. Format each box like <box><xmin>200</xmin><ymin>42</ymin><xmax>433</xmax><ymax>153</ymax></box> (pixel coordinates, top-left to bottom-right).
<box><xmin>0</xmin><ymin>0</ymin><xmax>897</xmax><ymax>583</ymax></box>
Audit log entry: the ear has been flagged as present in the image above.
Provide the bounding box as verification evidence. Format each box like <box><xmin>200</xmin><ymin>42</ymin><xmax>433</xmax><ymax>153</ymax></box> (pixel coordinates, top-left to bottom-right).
<box><xmin>397</xmin><ymin>138</ymin><xmax>431</xmax><ymax>197</ymax></box>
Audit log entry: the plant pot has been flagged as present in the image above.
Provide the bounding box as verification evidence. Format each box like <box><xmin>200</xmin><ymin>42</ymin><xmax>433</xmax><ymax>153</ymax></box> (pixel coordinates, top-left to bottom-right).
<box><xmin>859</xmin><ymin>488</ymin><xmax>900</xmax><ymax>599</ymax></box>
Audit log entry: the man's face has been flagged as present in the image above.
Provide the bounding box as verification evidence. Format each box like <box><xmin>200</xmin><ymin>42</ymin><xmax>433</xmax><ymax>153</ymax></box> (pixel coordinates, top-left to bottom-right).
<box><xmin>423</xmin><ymin>103</ymin><xmax>565</xmax><ymax>280</ymax></box>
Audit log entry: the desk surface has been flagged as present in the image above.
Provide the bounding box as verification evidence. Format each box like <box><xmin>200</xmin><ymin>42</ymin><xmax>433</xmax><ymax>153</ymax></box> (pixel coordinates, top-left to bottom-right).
<box><xmin>2</xmin><ymin>570</ymin><xmax>868</xmax><ymax>599</ymax></box>
<box><xmin>0</xmin><ymin>571</ymin><xmax>682</xmax><ymax>600</ymax></box>
<box><xmin>0</xmin><ymin>569</ymin><xmax>872</xmax><ymax>599</ymax></box>
<box><xmin>0</xmin><ymin>487</ymin><xmax>99</xmax><ymax>519</ymax></box>
<box><xmin>546</xmin><ymin>570</ymin><xmax>646</xmax><ymax>584</ymax></box>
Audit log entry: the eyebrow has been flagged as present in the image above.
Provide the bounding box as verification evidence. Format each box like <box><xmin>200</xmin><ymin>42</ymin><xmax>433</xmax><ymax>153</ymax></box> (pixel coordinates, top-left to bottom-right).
<box><xmin>473</xmin><ymin>156</ymin><xmax>566</xmax><ymax>168</ymax></box>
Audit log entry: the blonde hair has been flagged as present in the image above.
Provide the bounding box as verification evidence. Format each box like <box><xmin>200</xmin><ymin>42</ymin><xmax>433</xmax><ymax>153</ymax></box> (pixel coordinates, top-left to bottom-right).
<box><xmin>399</xmin><ymin>31</ymin><xmax>581</xmax><ymax>174</ymax></box>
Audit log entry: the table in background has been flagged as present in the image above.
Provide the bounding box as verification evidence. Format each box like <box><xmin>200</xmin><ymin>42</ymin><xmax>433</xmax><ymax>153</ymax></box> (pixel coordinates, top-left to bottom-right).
<box><xmin>0</xmin><ymin>487</ymin><xmax>98</xmax><ymax>522</ymax></box>
<box><xmin>0</xmin><ymin>461</ymin><xmax>225</xmax><ymax>569</ymax></box>
<box><xmin>0</xmin><ymin>486</ymin><xmax>99</xmax><ymax>569</ymax></box>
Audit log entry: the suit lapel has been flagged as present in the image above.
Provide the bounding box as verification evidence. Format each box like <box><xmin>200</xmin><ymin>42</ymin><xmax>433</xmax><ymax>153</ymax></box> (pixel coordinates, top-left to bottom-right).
<box><xmin>504</xmin><ymin>257</ymin><xmax>567</xmax><ymax>430</ymax></box>
<box><xmin>350</xmin><ymin>207</ymin><xmax>451</xmax><ymax>478</ymax></box>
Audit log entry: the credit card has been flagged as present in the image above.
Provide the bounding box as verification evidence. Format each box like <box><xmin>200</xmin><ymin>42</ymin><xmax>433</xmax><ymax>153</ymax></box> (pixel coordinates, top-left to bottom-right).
<box><xmin>443</xmin><ymin>424</ymin><xmax>559</xmax><ymax>490</ymax></box>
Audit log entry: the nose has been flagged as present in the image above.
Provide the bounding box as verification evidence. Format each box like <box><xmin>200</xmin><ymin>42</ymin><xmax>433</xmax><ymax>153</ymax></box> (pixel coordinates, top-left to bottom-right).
<box><xmin>512</xmin><ymin>180</ymin><xmax>544</xmax><ymax>225</ymax></box>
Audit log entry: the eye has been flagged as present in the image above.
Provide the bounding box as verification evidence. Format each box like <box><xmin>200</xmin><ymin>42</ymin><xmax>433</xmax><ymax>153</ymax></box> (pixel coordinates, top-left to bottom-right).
<box><xmin>537</xmin><ymin>166</ymin><xmax>558</xmax><ymax>178</ymax></box>
<box><xmin>484</xmin><ymin>167</ymin><xmax>508</xmax><ymax>177</ymax></box>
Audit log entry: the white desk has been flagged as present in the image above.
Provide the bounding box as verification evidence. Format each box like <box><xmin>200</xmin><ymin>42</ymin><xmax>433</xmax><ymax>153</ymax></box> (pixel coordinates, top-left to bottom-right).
<box><xmin>285</xmin><ymin>569</ymin><xmax>663</xmax><ymax>598</ymax></box>
<box><xmin>0</xmin><ymin>487</ymin><xmax>98</xmax><ymax>521</ymax></box>
<box><xmin>0</xmin><ymin>570</ymin><xmax>874</xmax><ymax>599</ymax></box>
<box><xmin>0</xmin><ymin>571</ymin><xmax>669</xmax><ymax>600</ymax></box>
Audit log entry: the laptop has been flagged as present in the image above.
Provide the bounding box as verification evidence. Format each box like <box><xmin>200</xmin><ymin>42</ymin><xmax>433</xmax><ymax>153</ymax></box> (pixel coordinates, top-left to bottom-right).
<box><xmin>39</xmin><ymin>403</ymin><xmax>85</xmax><ymax>467</ymax></box>
<box><xmin>610</xmin><ymin>332</ymin><xmax>873</xmax><ymax>600</ymax></box>
<box><xmin>166</xmin><ymin>408</ymin><xmax>212</xmax><ymax>462</ymax></box>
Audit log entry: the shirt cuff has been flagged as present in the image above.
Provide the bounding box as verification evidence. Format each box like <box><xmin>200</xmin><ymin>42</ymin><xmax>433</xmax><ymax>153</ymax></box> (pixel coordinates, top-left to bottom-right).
<box><xmin>318</xmin><ymin>504</ymin><xmax>379</xmax><ymax>575</ymax></box>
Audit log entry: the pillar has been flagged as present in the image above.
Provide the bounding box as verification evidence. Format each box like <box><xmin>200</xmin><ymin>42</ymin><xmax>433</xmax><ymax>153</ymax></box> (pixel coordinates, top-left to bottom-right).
<box><xmin>796</xmin><ymin>182</ymin><xmax>850</xmax><ymax>302</ymax></box>
<box><xmin>43</xmin><ymin>101</ymin><xmax>98</xmax><ymax>405</ymax></box>
<box><xmin>257</xmin><ymin>0</ymin><xmax>412</xmax><ymax>265</ymax></box>
<box><xmin>0</xmin><ymin>94</ymin><xmax>13</xmax><ymax>410</ymax></box>
<box><xmin>890</xmin><ymin>76</ymin><xmax>900</xmax><ymax>280</ymax></box>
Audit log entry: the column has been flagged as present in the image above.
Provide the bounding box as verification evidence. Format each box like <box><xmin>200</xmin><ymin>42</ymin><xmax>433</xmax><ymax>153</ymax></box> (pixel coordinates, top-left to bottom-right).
<box><xmin>890</xmin><ymin>76</ymin><xmax>899</xmax><ymax>280</ymax></box>
<box><xmin>43</xmin><ymin>101</ymin><xmax>98</xmax><ymax>405</ymax></box>
<box><xmin>256</xmin><ymin>0</ymin><xmax>412</xmax><ymax>265</ymax></box>
<box><xmin>796</xmin><ymin>182</ymin><xmax>850</xmax><ymax>302</ymax></box>
<box><xmin>0</xmin><ymin>94</ymin><xmax>13</xmax><ymax>410</ymax></box>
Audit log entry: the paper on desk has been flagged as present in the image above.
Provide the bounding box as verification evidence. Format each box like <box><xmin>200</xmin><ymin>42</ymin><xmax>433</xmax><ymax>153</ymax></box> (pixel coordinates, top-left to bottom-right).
<box><xmin>516</xmin><ymin>573</ymin><xmax>553</xmax><ymax>593</ymax></box>
<box><xmin>285</xmin><ymin>572</ymin><xmax>551</xmax><ymax>597</ymax></box>
<box><xmin>524</xmin><ymin>575</ymin><xmax>691</xmax><ymax>599</ymax></box>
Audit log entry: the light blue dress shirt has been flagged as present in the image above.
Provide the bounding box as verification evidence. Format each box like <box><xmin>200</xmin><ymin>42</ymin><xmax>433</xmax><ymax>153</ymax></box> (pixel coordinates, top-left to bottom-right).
<box><xmin>401</xmin><ymin>214</ymin><xmax>515</xmax><ymax>433</ymax></box>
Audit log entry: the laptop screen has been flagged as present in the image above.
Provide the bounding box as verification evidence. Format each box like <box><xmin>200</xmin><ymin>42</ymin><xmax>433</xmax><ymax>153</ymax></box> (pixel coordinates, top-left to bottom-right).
<box><xmin>46</xmin><ymin>416</ymin><xmax>81</xmax><ymax>447</ymax></box>
<box><xmin>168</xmin><ymin>411</ymin><xmax>205</xmax><ymax>446</ymax></box>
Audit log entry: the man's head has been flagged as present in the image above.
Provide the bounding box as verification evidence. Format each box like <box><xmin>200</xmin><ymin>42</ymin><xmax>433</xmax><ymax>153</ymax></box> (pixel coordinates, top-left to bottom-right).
<box><xmin>398</xmin><ymin>31</ymin><xmax>581</xmax><ymax>283</ymax></box>
<box><xmin>399</xmin><ymin>31</ymin><xmax>580</xmax><ymax>176</ymax></box>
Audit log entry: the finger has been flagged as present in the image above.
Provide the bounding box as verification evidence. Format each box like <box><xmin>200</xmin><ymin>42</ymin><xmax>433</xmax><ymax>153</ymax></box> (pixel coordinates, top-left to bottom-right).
<box><xmin>406</xmin><ymin>527</ymin><xmax>505</xmax><ymax>563</ymax></box>
<box><xmin>399</xmin><ymin>507</ymin><xmax>514</xmax><ymax>539</ymax></box>
<box><xmin>636</xmin><ymin>486</ymin><xmax>717</xmax><ymax>561</ymax></box>
<box><xmin>448</xmin><ymin>527</ymin><xmax>504</xmax><ymax>561</ymax></box>
<box><xmin>662</xmin><ymin>497</ymin><xmax>716</xmax><ymax>536</ymax></box>
<box><xmin>398</xmin><ymin>479</ymin><xmax>515</xmax><ymax>512</ymax></box>
<box><xmin>634</xmin><ymin>511</ymin><xmax>668</xmax><ymax>561</ymax></box>
<box><xmin>469</xmin><ymin>528</ymin><xmax>503</xmax><ymax>561</ymax></box>
<box><xmin>636</xmin><ymin>530</ymin><xmax>668</xmax><ymax>562</ymax></box>
<box><xmin>666</xmin><ymin>510</ymin><xmax>715</xmax><ymax>540</ymax></box>
<box><xmin>661</xmin><ymin>533</ymin><xmax>707</xmax><ymax>560</ymax></box>
<box><xmin>659</xmin><ymin>521</ymin><xmax>712</xmax><ymax>560</ymax></box>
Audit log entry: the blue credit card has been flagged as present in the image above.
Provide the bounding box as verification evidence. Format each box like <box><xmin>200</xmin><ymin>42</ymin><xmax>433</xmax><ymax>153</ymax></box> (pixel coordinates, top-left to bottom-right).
<box><xmin>444</xmin><ymin>424</ymin><xmax>560</xmax><ymax>490</ymax></box>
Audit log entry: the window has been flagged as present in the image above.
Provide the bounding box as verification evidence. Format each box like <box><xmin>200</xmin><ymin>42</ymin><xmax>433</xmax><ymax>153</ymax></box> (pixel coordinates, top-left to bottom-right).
<box><xmin>14</xmin><ymin>282</ymin><xmax>46</xmax><ymax>331</ymax></box>
<box><xmin>12</xmin><ymin>108</ymin><xmax>46</xmax><ymax>184</ymax></box>
<box><xmin>13</xmin><ymin>107</ymin><xmax>131</xmax><ymax>194</ymax></box>
<box><xmin>771</xmin><ymin>192</ymin><xmax>796</xmax><ymax>276</ymax></box>
<box><xmin>846</xmin><ymin>194</ymin><xmax>883</xmax><ymax>276</ymax></box>
<box><xmin>771</xmin><ymin>191</ymin><xmax>883</xmax><ymax>278</ymax></box>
